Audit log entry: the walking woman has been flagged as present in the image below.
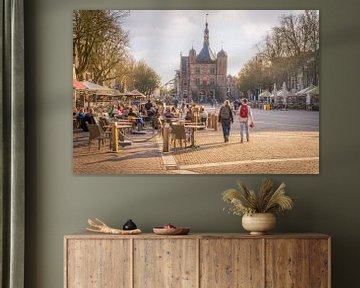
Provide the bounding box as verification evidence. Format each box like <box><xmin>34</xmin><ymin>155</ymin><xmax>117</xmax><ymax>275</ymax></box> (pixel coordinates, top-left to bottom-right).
<box><xmin>239</xmin><ymin>98</ymin><xmax>254</xmax><ymax>143</ymax></box>
<box><xmin>218</xmin><ymin>100</ymin><xmax>234</xmax><ymax>142</ymax></box>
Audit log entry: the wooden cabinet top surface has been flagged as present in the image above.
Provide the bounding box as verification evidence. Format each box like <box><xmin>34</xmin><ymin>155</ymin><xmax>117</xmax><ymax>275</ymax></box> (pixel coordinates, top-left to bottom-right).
<box><xmin>64</xmin><ymin>232</ymin><xmax>330</xmax><ymax>240</ymax></box>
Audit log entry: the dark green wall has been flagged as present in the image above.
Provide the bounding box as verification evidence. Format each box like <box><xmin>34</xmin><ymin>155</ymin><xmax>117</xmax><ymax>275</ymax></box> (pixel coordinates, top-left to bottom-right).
<box><xmin>25</xmin><ymin>0</ymin><xmax>360</xmax><ymax>287</ymax></box>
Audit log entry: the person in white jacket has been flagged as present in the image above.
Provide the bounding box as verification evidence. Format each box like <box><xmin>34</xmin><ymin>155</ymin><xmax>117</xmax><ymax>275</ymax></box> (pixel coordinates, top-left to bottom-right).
<box><xmin>238</xmin><ymin>98</ymin><xmax>254</xmax><ymax>143</ymax></box>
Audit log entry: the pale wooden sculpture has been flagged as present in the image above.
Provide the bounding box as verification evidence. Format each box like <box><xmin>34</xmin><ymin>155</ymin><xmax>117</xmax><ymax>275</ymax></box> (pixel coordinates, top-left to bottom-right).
<box><xmin>86</xmin><ymin>218</ymin><xmax>142</xmax><ymax>235</ymax></box>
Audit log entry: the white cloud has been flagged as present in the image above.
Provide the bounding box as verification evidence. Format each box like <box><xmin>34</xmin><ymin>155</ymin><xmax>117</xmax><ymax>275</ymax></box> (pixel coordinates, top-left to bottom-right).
<box><xmin>122</xmin><ymin>10</ymin><xmax>305</xmax><ymax>85</ymax></box>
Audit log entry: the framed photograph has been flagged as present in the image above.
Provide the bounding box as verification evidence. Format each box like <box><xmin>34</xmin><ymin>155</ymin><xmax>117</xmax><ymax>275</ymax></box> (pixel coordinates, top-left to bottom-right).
<box><xmin>72</xmin><ymin>10</ymin><xmax>319</xmax><ymax>175</ymax></box>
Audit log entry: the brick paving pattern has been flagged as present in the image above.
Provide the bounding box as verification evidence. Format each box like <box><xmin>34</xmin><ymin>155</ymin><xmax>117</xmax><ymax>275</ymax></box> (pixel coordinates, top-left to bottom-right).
<box><xmin>73</xmin><ymin>130</ymin><xmax>175</xmax><ymax>175</ymax></box>
<box><xmin>73</xmin><ymin>109</ymin><xmax>319</xmax><ymax>174</ymax></box>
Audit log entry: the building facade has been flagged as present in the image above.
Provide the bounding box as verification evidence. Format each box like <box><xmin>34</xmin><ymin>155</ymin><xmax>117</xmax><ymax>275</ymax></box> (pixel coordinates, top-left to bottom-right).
<box><xmin>179</xmin><ymin>20</ymin><xmax>228</xmax><ymax>103</ymax></box>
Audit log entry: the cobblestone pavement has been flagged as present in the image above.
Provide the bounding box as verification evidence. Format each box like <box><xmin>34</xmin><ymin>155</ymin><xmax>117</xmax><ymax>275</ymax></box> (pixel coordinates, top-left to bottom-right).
<box><xmin>73</xmin><ymin>129</ymin><xmax>175</xmax><ymax>175</ymax></box>
<box><xmin>73</xmin><ymin>109</ymin><xmax>319</xmax><ymax>174</ymax></box>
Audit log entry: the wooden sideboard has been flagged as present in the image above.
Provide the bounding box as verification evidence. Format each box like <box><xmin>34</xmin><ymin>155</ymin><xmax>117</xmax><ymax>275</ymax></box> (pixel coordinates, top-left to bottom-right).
<box><xmin>64</xmin><ymin>233</ymin><xmax>330</xmax><ymax>288</ymax></box>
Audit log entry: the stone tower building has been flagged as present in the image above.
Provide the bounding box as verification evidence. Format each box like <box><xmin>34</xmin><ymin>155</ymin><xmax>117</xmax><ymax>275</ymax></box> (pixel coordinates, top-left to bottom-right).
<box><xmin>179</xmin><ymin>20</ymin><xmax>228</xmax><ymax>102</ymax></box>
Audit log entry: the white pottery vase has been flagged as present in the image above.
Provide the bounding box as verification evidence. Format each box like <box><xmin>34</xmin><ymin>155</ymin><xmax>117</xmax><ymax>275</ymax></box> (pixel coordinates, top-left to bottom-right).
<box><xmin>242</xmin><ymin>213</ymin><xmax>276</xmax><ymax>235</ymax></box>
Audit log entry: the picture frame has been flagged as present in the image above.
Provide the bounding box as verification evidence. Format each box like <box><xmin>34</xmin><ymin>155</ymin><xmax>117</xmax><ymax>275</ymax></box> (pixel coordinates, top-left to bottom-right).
<box><xmin>0</xmin><ymin>0</ymin><xmax>25</xmax><ymax>286</ymax></box>
<box><xmin>73</xmin><ymin>10</ymin><xmax>320</xmax><ymax>175</ymax></box>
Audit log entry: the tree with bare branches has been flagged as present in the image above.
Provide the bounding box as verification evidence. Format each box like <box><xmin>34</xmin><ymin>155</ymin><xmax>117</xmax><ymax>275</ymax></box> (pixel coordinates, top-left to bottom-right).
<box><xmin>237</xmin><ymin>10</ymin><xmax>319</xmax><ymax>94</ymax></box>
<box><xmin>73</xmin><ymin>10</ymin><xmax>130</xmax><ymax>82</ymax></box>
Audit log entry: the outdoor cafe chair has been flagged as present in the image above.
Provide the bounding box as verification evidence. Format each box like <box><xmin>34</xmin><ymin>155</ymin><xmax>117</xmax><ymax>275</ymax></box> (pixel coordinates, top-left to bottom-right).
<box><xmin>98</xmin><ymin>119</ymin><xmax>112</xmax><ymax>143</ymax></box>
<box><xmin>87</xmin><ymin>123</ymin><xmax>106</xmax><ymax>151</ymax></box>
<box><xmin>127</xmin><ymin>116</ymin><xmax>142</xmax><ymax>131</ymax></box>
<box><xmin>93</xmin><ymin>116</ymin><xmax>100</xmax><ymax>125</ymax></box>
<box><xmin>73</xmin><ymin>115</ymin><xmax>80</xmax><ymax>129</ymax></box>
<box><xmin>157</xmin><ymin>117</ymin><xmax>164</xmax><ymax>128</ymax></box>
<box><xmin>170</xmin><ymin>124</ymin><xmax>187</xmax><ymax>149</ymax></box>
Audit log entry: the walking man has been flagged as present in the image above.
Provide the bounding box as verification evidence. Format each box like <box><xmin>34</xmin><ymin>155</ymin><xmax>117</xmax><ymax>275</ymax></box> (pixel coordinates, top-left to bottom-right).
<box><xmin>239</xmin><ymin>98</ymin><xmax>254</xmax><ymax>143</ymax></box>
<box><xmin>218</xmin><ymin>100</ymin><xmax>233</xmax><ymax>142</ymax></box>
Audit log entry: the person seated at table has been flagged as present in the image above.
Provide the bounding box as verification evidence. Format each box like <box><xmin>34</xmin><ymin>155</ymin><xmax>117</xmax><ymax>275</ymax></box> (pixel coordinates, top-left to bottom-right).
<box><xmin>145</xmin><ymin>100</ymin><xmax>153</xmax><ymax>111</ymax></box>
<box><xmin>146</xmin><ymin>107</ymin><xmax>157</xmax><ymax>128</ymax></box>
<box><xmin>164</xmin><ymin>107</ymin><xmax>174</xmax><ymax>119</ymax></box>
<box><xmin>171</xmin><ymin>106</ymin><xmax>180</xmax><ymax>118</ymax></box>
<box><xmin>107</xmin><ymin>104</ymin><xmax>115</xmax><ymax>117</ymax></box>
<box><xmin>76</xmin><ymin>108</ymin><xmax>86</xmax><ymax>130</ymax></box>
<box><xmin>127</xmin><ymin>107</ymin><xmax>138</xmax><ymax>118</ymax></box>
<box><xmin>147</xmin><ymin>107</ymin><xmax>156</xmax><ymax>117</ymax></box>
<box><xmin>185</xmin><ymin>108</ymin><xmax>193</xmax><ymax>121</ymax></box>
<box><xmin>112</xmin><ymin>105</ymin><xmax>122</xmax><ymax>118</ymax></box>
<box><xmin>120</xmin><ymin>106</ymin><xmax>128</xmax><ymax>118</ymax></box>
<box><xmin>139</xmin><ymin>105</ymin><xmax>147</xmax><ymax>116</ymax></box>
<box><xmin>76</xmin><ymin>108</ymin><xmax>85</xmax><ymax>119</ymax></box>
<box><xmin>77</xmin><ymin>107</ymin><xmax>94</xmax><ymax>131</ymax></box>
<box><xmin>85</xmin><ymin>108</ymin><xmax>96</xmax><ymax>124</ymax></box>
<box><xmin>199</xmin><ymin>106</ymin><xmax>208</xmax><ymax>124</ymax></box>
<box><xmin>129</xmin><ymin>107</ymin><xmax>145</xmax><ymax>129</ymax></box>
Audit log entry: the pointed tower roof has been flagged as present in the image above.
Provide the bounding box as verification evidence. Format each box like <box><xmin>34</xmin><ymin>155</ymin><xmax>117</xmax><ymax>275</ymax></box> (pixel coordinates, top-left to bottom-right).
<box><xmin>217</xmin><ymin>48</ymin><xmax>227</xmax><ymax>57</ymax></box>
<box><xmin>189</xmin><ymin>44</ymin><xmax>196</xmax><ymax>56</ymax></box>
<box><xmin>196</xmin><ymin>20</ymin><xmax>216</xmax><ymax>63</ymax></box>
<box><xmin>217</xmin><ymin>42</ymin><xmax>227</xmax><ymax>57</ymax></box>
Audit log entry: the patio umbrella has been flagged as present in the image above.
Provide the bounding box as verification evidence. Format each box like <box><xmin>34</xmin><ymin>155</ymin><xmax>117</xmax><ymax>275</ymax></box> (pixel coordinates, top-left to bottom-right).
<box><xmin>73</xmin><ymin>80</ymin><xmax>87</xmax><ymax>108</ymax></box>
<box><xmin>128</xmin><ymin>89</ymin><xmax>147</xmax><ymax>98</ymax></box>
<box><xmin>305</xmin><ymin>86</ymin><xmax>319</xmax><ymax>105</ymax></box>
<box><xmin>259</xmin><ymin>90</ymin><xmax>271</xmax><ymax>98</ymax></box>
<box><xmin>77</xmin><ymin>81</ymin><xmax>117</xmax><ymax>107</ymax></box>
<box><xmin>81</xmin><ymin>81</ymin><xmax>115</xmax><ymax>92</ymax></box>
<box><xmin>94</xmin><ymin>92</ymin><xmax>123</xmax><ymax>102</ymax></box>
<box><xmin>95</xmin><ymin>92</ymin><xmax>122</xmax><ymax>97</ymax></box>
<box><xmin>295</xmin><ymin>84</ymin><xmax>317</xmax><ymax>96</ymax></box>
<box><xmin>121</xmin><ymin>89</ymin><xmax>147</xmax><ymax>105</ymax></box>
<box><xmin>271</xmin><ymin>83</ymin><xmax>278</xmax><ymax>103</ymax></box>
<box><xmin>120</xmin><ymin>91</ymin><xmax>133</xmax><ymax>96</ymax></box>
<box><xmin>307</xmin><ymin>86</ymin><xmax>319</xmax><ymax>95</ymax></box>
<box><xmin>280</xmin><ymin>82</ymin><xmax>289</xmax><ymax>104</ymax></box>
<box><xmin>73</xmin><ymin>79</ymin><xmax>86</xmax><ymax>90</ymax></box>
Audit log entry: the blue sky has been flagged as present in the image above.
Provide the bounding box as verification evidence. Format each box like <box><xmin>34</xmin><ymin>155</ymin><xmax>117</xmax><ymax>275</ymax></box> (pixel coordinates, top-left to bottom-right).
<box><xmin>123</xmin><ymin>10</ymin><xmax>303</xmax><ymax>85</ymax></box>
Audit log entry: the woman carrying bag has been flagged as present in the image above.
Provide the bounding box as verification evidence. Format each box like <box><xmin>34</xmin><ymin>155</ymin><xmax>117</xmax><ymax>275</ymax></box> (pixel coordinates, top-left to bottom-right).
<box><xmin>239</xmin><ymin>98</ymin><xmax>255</xmax><ymax>143</ymax></box>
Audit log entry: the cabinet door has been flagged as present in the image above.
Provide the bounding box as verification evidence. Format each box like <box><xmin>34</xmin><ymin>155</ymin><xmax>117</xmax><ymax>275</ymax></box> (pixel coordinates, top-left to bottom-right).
<box><xmin>66</xmin><ymin>239</ymin><xmax>131</xmax><ymax>288</ymax></box>
<box><xmin>133</xmin><ymin>239</ymin><xmax>198</xmax><ymax>288</ymax></box>
<box><xmin>200</xmin><ymin>239</ymin><xmax>264</xmax><ymax>288</ymax></box>
<box><xmin>309</xmin><ymin>239</ymin><xmax>330</xmax><ymax>288</ymax></box>
<box><xmin>266</xmin><ymin>239</ymin><xmax>309</xmax><ymax>287</ymax></box>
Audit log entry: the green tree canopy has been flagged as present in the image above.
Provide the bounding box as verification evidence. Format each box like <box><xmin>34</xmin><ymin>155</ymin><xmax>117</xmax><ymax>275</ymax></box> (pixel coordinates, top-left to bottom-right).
<box><xmin>237</xmin><ymin>10</ymin><xmax>319</xmax><ymax>93</ymax></box>
<box><xmin>73</xmin><ymin>10</ymin><xmax>130</xmax><ymax>83</ymax></box>
<box><xmin>131</xmin><ymin>61</ymin><xmax>161</xmax><ymax>95</ymax></box>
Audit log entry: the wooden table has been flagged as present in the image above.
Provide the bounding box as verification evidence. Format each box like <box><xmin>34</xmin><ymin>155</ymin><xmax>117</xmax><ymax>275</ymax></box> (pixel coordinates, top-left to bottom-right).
<box><xmin>184</xmin><ymin>124</ymin><xmax>206</xmax><ymax>147</ymax></box>
<box><xmin>110</xmin><ymin>123</ymin><xmax>133</xmax><ymax>152</ymax></box>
